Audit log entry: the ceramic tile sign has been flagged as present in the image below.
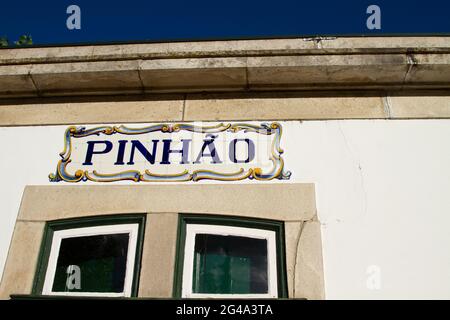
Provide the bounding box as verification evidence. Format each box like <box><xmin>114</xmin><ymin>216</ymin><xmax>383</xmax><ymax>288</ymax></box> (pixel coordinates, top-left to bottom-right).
<box><xmin>49</xmin><ymin>122</ymin><xmax>291</xmax><ymax>182</ymax></box>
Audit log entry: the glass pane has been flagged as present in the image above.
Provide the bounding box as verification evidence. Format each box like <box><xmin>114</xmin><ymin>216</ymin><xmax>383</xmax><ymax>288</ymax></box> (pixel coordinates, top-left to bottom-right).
<box><xmin>52</xmin><ymin>233</ymin><xmax>129</xmax><ymax>293</ymax></box>
<box><xmin>192</xmin><ymin>234</ymin><xmax>268</xmax><ymax>294</ymax></box>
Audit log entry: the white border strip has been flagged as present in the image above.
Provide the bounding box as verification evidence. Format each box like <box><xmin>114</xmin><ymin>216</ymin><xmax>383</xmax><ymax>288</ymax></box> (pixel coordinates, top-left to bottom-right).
<box><xmin>182</xmin><ymin>224</ymin><xmax>278</xmax><ymax>298</ymax></box>
<box><xmin>42</xmin><ymin>224</ymin><xmax>139</xmax><ymax>297</ymax></box>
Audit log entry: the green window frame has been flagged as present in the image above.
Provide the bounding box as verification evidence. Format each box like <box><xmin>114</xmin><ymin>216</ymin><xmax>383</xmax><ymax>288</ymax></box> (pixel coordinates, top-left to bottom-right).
<box><xmin>173</xmin><ymin>214</ymin><xmax>288</xmax><ymax>298</ymax></box>
<box><xmin>32</xmin><ymin>214</ymin><xmax>146</xmax><ymax>298</ymax></box>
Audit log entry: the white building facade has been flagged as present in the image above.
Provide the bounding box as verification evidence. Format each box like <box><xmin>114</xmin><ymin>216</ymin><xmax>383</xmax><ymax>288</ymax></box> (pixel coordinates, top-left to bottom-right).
<box><xmin>0</xmin><ymin>36</ymin><xmax>449</xmax><ymax>299</ymax></box>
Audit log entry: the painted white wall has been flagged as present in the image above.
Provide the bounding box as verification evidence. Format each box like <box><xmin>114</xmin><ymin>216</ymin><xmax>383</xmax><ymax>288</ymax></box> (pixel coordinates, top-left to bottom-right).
<box><xmin>0</xmin><ymin>120</ymin><xmax>449</xmax><ymax>299</ymax></box>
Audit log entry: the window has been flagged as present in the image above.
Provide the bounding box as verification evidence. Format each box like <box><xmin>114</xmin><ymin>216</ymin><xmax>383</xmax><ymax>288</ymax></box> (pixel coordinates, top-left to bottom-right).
<box><xmin>33</xmin><ymin>215</ymin><xmax>145</xmax><ymax>297</ymax></box>
<box><xmin>174</xmin><ymin>215</ymin><xmax>287</xmax><ymax>298</ymax></box>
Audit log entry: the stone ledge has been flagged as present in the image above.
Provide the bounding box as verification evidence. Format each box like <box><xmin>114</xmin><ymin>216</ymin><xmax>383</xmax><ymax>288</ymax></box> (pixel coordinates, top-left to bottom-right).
<box><xmin>185</xmin><ymin>93</ymin><xmax>387</xmax><ymax>120</ymax></box>
<box><xmin>1</xmin><ymin>92</ymin><xmax>450</xmax><ymax>125</ymax></box>
<box><xmin>389</xmin><ymin>95</ymin><xmax>450</xmax><ymax>118</ymax></box>
<box><xmin>0</xmin><ymin>95</ymin><xmax>184</xmax><ymax>126</ymax></box>
<box><xmin>1</xmin><ymin>37</ymin><xmax>450</xmax><ymax>97</ymax></box>
<box><xmin>1</xmin><ymin>37</ymin><xmax>449</xmax><ymax>65</ymax></box>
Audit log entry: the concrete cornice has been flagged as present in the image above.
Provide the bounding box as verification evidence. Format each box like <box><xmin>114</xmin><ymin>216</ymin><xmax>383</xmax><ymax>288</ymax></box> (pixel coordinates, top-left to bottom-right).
<box><xmin>1</xmin><ymin>36</ymin><xmax>450</xmax><ymax>98</ymax></box>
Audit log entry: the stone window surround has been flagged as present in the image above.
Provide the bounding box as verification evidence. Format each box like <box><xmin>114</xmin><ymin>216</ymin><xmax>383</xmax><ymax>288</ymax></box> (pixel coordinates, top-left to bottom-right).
<box><xmin>0</xmin><ymin>183</ymin><xmax>324</xmax><ymax>300</ymax></box>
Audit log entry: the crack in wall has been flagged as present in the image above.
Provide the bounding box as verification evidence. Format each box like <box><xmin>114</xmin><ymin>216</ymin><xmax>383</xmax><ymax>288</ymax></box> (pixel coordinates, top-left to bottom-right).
<box><xmin>403</xmin><ymin>53</ymin><xmax>418</xmax><ymax>84</ymax></box>
<box><xmin>337</xmin><ymin>122</ymin><xmax>368</xmax><ymax>222</ymax></box>
<box><xmin>292</xmin><ymin>220</ymin><xmax>304</xmax><ymax>298</ymax></box>
<box><xmin>383</xmin><ymin>95</ymin><xmax>393</xmax><ymax>119</ymax></box>
<box><xmin>136</xmin><ymin>59</ymin><xmax>145</xmax><ymax>94</ymax></box>
<box><xmin>303</xmin><ymin>36</ymin><xmax>337</xmax><ymax>50</ymax></box>
<box><xmin>28</xmin><ymin>69</ymin><xmax>41</xmax><ymax>97</ymax></box>
<box><xmin>292</xmin><ymin>214</ymin><xmax>319</xmax><ymax>298</ymax></box>
<box><xmin>182</xmin><ymin>93</ymin><xmax>187</xmax><ymax>121</ymax></box>
<box><xmin>244</xmin><ymin>56</ymin><xmax>250</xmax><ymax>91</ymax></box>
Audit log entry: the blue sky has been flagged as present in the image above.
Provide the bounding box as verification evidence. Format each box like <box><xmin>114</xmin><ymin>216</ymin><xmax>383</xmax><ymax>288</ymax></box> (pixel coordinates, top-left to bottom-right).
<box><xmin>1</xmin><ymin>0</ymin><xmax>449</xmax><ymax>46</ymax></box>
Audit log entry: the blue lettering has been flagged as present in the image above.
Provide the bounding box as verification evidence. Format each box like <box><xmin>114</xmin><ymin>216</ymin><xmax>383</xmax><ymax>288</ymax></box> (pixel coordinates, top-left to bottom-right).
<box><xmin>193</xmin><ymin>135</ymin><xmax>222</xmax><ymax>164</ymax></box>
<box><xmin>127</xmin><ymin>140</ymin><xmax>158</xmax><ymax>165</ymax></box>
<box><xmin>161</xmin><ymin>139</ymin><xmax>191</xmax><ymax>164</ymax></box>
<box><xmin>114</xmin><ymin>140</ymin><xmax>128</xmax><ymax>165</ymax></box>
<box><xmin>229</xmin><ymin>138</ymin><xmax>255</xmax><ymax>163</ymax></box>
<box><xmin>83</xmin><ymin>141</ymin><xmax>113</xmax><ymax>165</ymax></box>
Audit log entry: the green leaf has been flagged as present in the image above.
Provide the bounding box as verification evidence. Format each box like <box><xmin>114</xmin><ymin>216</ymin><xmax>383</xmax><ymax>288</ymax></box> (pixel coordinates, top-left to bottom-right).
<box><xmin>1</xmin><ymin>34</ymin><xmax>33</xmax><ymax>47</ymax></box>
<box><xmin>14</xmin><ymin>35</ymin><xmax>33</xmax><ymax>46</ymax></box>
<box><xmin>0</xmin><ymin>36</ymin><xmax>9</xmax><ymax>47</ymax></box>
